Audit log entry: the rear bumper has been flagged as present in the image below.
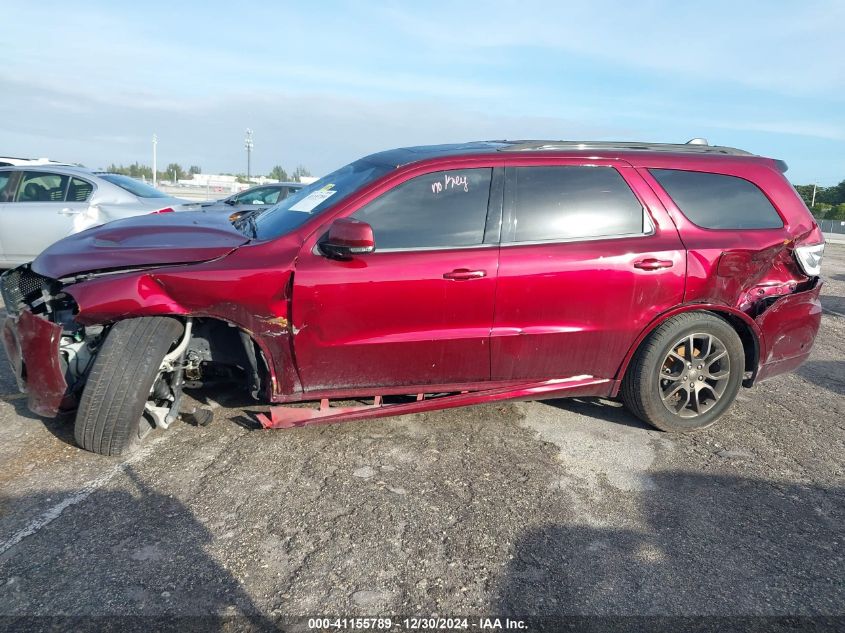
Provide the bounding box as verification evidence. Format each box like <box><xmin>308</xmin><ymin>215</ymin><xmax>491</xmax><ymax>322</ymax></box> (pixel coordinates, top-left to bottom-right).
<box><xmin>1</xmin><ymin>309</ymin><xmax>68</xmax><ymax>417</ymax></box>
<box><xmin>754</xmin><ymin>280</ymin><xmax>822</xmax><ymax>383</ymax></box>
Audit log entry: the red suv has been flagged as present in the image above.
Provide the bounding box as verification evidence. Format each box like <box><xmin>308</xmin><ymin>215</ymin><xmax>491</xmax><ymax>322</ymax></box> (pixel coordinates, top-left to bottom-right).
<box><xmin>1</xmin><ymin>140</ymin><xmax>825</xmax><ymax>455</ymax></box>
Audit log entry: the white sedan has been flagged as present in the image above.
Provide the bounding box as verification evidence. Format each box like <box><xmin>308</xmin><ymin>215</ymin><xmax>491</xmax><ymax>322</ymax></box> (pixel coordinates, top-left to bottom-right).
<box><xmin>0</xmin><ymin>165</ymin><xmax>198</xmax><ymax>267</ymax></box>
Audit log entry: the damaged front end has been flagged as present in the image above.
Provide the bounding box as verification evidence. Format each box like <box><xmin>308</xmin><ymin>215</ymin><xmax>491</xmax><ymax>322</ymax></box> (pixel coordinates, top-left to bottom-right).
<box><xmin>1</xmin><ymin>265</ymin><xmax>103</xmax><ymax>417</ymax></box>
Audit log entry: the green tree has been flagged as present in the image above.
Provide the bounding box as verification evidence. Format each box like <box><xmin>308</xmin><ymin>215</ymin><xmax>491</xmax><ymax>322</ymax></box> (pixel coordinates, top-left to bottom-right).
<box><xmin>794</xmin><ymin>184</ymin><xmax>815</xmax><ymax>207</ymax></box>
<box><xmin>292</xmin><ymin>165</ymin><xmax>312</xmax><ymax>181</ymax></box>
<box><xmin>817</xmin><ymin>179</ymin><xmax>845</xmax><ymax>206</ymax></box>
<box><xmin>268</xmin><ymin>165</ymin><xmax>289</xmax><ymax>181</ymax></box>
<box><xmin>827</xmin><ymin>203</ymin><xmax>845</xmax><ymax>221</ymax></box>
<box><xmin>166</xmin><ymin>163</ymin><xmax>186</xmax><ymax>181</ymax></box>
<box><xmin>188</xmin><ymin>165</ymin><xmax>202</xmax><ymax>175</ymax></box>
<box><xmin>106</xmin><ymin>163</ymin><xmax>152</xmax><ymax>180</ymax></box>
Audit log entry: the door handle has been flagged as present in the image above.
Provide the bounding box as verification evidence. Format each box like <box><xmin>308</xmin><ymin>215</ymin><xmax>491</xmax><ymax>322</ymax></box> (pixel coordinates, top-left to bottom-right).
<box><xmin>443</xmin><ymin>268</ymin><xmax>486</xmax><ymax>280</ymax></box>
<box><xmin>58</xmin><ymin>207</ymin><xmax>81</xmax><ymax>215</ymax></box>
<box><xmin>633</xmin><ymin>258</ymin><xmax>674</xmax><ymax>270</ymax></box>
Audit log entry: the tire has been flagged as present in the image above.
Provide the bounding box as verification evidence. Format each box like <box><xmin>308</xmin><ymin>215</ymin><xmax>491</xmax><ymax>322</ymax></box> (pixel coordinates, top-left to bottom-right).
<box><xmin>621</xmin><ymin>312</ymin><xmax>744</xmax><ymax>432</ymax></box>
<box><xmin>74</xmin><ymin>317</ymin><xmax>185</xmax><ymax>456</ymax></box>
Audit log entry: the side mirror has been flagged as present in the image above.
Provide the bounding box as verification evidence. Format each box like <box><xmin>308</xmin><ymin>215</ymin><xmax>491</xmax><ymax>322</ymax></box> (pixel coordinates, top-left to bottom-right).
<box><xmin>320</xmin><ymin>218</ymin><xmax>375</xmax><ymax>259</ymax></box>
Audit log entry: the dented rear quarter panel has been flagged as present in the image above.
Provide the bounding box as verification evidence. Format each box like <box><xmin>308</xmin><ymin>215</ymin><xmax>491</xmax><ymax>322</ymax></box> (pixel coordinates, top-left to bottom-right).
<box><xmin>635</xmin><ymin>157</ymin><xmax>823</xmax><ymax>381</ymax></box>
<box><xmin>754</xmin><ymin>280</ymin><xmax>822</xmax><ymax>380</ymax></box>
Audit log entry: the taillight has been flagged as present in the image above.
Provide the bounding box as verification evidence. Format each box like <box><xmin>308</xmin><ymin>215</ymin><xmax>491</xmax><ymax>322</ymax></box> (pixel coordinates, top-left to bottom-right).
<box><xmin>794</xmin><ymin>242</ymin><xmax>825</xmax><ymax>276</ymax></box>
<box><xmin>150</xmin><ymin>207</ymin><xmax>175</xmax><ymax>214</ymax></box>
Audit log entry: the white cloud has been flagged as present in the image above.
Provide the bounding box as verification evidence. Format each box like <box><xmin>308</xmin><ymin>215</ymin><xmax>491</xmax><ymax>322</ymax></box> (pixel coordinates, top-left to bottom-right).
<box><xmin>0</xmin><ymin>77</ymin><xmax>634</xmax><ymax>174</ymax></box>
<box><xmin>377</xmin><ymin>0</ymin><xmax>845</xmax><ymax>97</ymax></box>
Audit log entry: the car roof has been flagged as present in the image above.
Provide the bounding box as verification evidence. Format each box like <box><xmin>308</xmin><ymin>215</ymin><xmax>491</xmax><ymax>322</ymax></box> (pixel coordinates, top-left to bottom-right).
<box><xmin>0</xmin><ymin>164</ymin><xmax>99</xmax><ymax>177</ymax></box>
<box><xmin>363</xmin><ymin>139</ymin><xmax>759</xmax><ymax>168</ymax></box>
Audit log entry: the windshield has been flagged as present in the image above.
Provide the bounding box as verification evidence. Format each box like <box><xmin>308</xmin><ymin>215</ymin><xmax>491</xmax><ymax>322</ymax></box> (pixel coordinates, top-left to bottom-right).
<box><xmin>99</xmin><ymin>173</ymin><xmax>170</xmax><ymax>198</ymax></box>
<box><xmin>250</xmin><ymin>159</ymin><xmax>394</xmax><ymax>240</ymax></box>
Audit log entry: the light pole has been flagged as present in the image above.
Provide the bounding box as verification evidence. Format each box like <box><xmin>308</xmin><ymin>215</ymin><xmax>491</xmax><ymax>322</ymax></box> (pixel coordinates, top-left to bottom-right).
<box><xmin>152</xmin><ymin>133</ymin><xmax>158</xmax><ymax>187</ymax></box>
<box><xmin>244</xmin><ymin>128</ymin><xmax>254</xmax><ymax>183</ymax></box>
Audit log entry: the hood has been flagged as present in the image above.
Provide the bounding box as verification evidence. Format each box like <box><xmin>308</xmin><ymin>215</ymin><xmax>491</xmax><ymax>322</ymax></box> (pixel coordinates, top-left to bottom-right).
<box><xmin>32</xmin><ymin>211</ymin><xmax>250</xmax><ymax>278</ymax></box>
<box><xmin>132</xmin><ymin>196</ymin><xmax>200</xmax><ymax>211</ymax></box>
<box><xmin>198</xmin><ymin>200</ymin><xmax>237</xmax><ymax>212</ymax></box>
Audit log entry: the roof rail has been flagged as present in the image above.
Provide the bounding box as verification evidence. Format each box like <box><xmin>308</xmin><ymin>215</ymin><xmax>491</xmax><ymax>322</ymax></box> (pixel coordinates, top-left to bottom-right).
<box><xmin>498</xmin><ymin>140</ymin><xmax>753</xmax><ymax>156</ymax></box>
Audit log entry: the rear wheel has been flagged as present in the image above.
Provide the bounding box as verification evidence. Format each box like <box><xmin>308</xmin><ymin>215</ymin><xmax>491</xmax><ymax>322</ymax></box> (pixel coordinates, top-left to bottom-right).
<box><xmin>621</xmin><ymin>312</ymin><xmax>744</xmax><ymax>432</ymax></box>
<box><xmin>74</xmin><ymin>317</ymin><xmax>185</xmax><ymax>456</ymax></box>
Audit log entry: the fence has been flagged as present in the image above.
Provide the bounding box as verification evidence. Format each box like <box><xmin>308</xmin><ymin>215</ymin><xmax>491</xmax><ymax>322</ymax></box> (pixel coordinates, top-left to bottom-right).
<box><xmin>819</xmin><ymin>219</ymin><xmax>845</xmax><ymax>235</ymax></box>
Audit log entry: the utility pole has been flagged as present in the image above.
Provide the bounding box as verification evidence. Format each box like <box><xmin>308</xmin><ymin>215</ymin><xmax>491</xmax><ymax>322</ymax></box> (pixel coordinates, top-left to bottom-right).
<box><xmin>152</xmin><ymin>133</ymin><xmax>158</xmax><ymax>187</ymax></box>
<box><xmin>811</xmin><ymin>182</ymin><xmax>817</xmax><ymax>208</ymax></box>
<box><xmin>244</xmin><ymin>128</ymin><xmax>254</xmax><ymax>183</ymax></box>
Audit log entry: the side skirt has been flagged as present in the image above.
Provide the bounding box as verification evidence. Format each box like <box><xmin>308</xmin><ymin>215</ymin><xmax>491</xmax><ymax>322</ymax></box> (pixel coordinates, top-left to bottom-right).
<box><xmin>256</xmin><ymin>375</ymin><xmax>611</xmax><ymax>429</ymax></box>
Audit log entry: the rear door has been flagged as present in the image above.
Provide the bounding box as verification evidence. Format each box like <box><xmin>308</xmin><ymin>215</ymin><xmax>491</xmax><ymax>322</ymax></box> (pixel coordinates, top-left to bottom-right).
<box><xmin>492</xmin><ymin>161</ymin><xmax>685</xmax><ymax>381</ymax></box>
<box><xmin>292</xmin><ymin>166</ymin><xmax>503</xmax><ymax>391</ymax></box>
<box><xmin>0</xmin><ymin>170</ymin><xmax>89</xmax><ymax>263</ymax></box>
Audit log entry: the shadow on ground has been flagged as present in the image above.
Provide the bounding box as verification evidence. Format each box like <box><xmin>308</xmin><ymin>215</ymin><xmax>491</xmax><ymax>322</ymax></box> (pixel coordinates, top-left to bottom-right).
<box><xmin>540</xmin><ymin>397</ymin><xmax>651</xmax><ymax>431</ymax></box>
<box><xmin>796</xmin><ymin>360</ymin><xmax>845</xmax><ymax>396</ymax></box>
<box><xmin>821</xmin><ymin>294</ymin><xmax>845</xmax><ymax>314</ymax></box>
<box><xmin>497</xmin><ymin>472</ymin><xmax>844</xmax><ymax>624</ymax></box>
<box><xmin>0</xmin><ymin>468</ymin><xmax>280</xmax><ymax>632</ymax></box>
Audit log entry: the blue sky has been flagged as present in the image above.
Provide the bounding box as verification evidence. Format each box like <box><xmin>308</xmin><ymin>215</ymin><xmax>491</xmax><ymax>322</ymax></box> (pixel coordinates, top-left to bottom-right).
<box><xmin>3</xmin><ymin>1</ymin><xmax>843</xmax><ymax>184</ymax></box>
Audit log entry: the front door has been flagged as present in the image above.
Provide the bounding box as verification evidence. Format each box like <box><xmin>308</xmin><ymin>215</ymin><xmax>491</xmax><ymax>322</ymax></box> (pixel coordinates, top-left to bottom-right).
<box><xmin>292</xmin><ymin>166</ymin><xmax>502</xmax><ymax>391</ymax></box>
<box><xmin>492</xmin><ymin>163</ymin><xmax>686</xmax><ymax>381</ymax></box>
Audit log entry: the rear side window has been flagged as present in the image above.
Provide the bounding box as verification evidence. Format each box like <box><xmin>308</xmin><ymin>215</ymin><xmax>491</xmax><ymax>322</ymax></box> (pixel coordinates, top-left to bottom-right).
<box><xmin>68</xmin><ymin>177</ymin><xmax>94</xmax><ymax>202</ymax></box>
<box><xmin>352</xmin><ymin>168</ymin><xmax>492</xmax><ymax>249</ymax></box>
<box><xmin>508</xmin><ymin>166</ymin><xmax>645</xmax><ymax>242</ymax></box>
<box><xmin>650</xmin><ymin>169</ymin><xmax>783</xmax><ymax>229</ymax></box>
<box><xmin>16</xmin><ymin>171</ymin><xmax>69</xmax><ymax>202</ymax></box>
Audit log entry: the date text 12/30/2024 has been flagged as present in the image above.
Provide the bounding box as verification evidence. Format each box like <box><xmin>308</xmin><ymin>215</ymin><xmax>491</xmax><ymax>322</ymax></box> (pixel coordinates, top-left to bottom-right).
<box><xmin>307</xmin><ymin>617</ymin><xmax>528</xmax><ymax>630</ymax></box>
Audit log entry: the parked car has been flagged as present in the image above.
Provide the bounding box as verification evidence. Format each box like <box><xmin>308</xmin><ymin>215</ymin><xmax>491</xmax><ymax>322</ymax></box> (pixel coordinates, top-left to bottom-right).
<box><xmin>0</xmin><ymin>165</ymin><xmax>198</xmax><ymax>267</ymax></box>
<box><xmin>1</xmin><ymin>140</ymin><xmax>825</xmax><ymax>455</ymax></box>
<box><xmin>200</xmin><ymin>182</ymin><xmax>303</xmax><ymax>215</ymax></box>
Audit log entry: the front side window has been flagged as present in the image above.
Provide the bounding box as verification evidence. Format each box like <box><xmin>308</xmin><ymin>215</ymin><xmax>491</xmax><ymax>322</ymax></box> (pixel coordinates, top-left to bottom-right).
<box><xmin>16</xmin><ymin>171</ymin><xmax>69</xmax><ymax>202</ymax></box>
<box><xmin>649</xmin><ymin>169</ymin><xmax>783</xmax><ymax>229</ymax></box>
<box><xmin>508</xmin><ymin>166</ymin><xmax>645</xmax><ymax>242</ymax></box>
<box><xmin>0</xmin><ymin>172</ymin><xmax>13</xmax><ymax>202</ymax></box>
<box><xmin>352</xmin><ymin>168</ymin><xmax>493</xmax><ymax>249</ymax></box>
<box><xmin>235</xmin><ymin>187</ymin><xmax>280</xmax><ymax>205</ymax></box>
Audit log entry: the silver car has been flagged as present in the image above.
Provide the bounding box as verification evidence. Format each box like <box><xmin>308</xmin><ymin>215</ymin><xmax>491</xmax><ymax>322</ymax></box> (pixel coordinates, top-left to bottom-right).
<box><xmin>199</xmin><ymin>182</ymin><xmax>303</xmax><ymax>214</ymax></box>
<box><xmin>0</xmin><ymin>165</ymin><xmax>197</xmax><ymax>267</ymax></box>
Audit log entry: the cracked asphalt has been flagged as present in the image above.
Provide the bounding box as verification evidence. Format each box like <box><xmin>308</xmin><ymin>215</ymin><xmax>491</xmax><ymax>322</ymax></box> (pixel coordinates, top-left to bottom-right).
<box><xmin>0</xmin><ymin>246</ymin><xmax>843</xmax><ymax>629</ymax></box>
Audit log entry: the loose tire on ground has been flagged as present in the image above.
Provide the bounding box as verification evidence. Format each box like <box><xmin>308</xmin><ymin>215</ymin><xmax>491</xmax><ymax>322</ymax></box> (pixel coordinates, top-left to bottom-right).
<box><xmin>621</xmin><ymin>312</ymin><xmax>745</xmax><ymax>432</ymax></box>
<box><xmin>74</xmin><ymin>317</ymin><xmax>184</xmax><ymax>456</ymax></box>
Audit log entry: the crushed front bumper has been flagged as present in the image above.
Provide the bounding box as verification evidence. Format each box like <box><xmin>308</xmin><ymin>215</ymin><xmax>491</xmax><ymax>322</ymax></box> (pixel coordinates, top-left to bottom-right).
<box><xmin>2</xmin><ymin>309</ymin><xmax>68</xmax><ymax>417</ymax></box>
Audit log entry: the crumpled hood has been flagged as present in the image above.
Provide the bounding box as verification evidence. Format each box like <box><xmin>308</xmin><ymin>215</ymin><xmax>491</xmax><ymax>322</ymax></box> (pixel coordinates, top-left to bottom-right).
<box><xmin>32</xmin><ymin>211</ymin><xmax>250</xmax><ymax>278</ymax></box>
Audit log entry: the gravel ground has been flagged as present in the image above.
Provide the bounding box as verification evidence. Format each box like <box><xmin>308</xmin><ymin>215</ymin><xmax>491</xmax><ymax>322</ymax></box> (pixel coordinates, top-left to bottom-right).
<box><xmin>0</xmin><ymin>246</ymin><xmax>843</xmax><ymax>631</ymax></box>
